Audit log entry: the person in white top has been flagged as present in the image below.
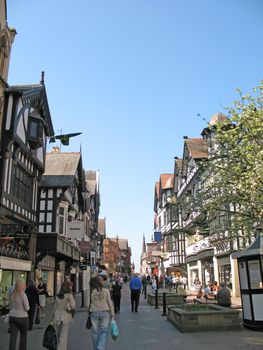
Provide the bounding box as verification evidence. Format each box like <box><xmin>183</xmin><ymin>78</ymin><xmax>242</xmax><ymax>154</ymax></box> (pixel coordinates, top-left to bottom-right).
<box><xmin>151</xmin><ymin>275</ymin><xmax>157</xmax><ymax>292</ymax></box>
<box><xmin>9</xmin><ymin>278</ymin><xmax>30</xmax><ymax>350</ymax></box>
<box><xmin>52</xmin><ymin>282</ymin><xmax>76</xmax><ymax>350</ymax></box>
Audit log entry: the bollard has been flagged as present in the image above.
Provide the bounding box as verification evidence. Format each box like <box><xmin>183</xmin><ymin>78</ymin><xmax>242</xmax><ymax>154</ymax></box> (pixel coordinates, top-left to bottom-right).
<box><xmin>144</xmin><ymin>285</ymin><xmax>147</xmax><ymax>299</ymax></box>
<box><xmin>154</xmin><ymin>289</ymin><xmax>159</xmax><ymax>309</ymax></box>
<box><xmin>161</xmin><ymin>292</ymin><xmax>167</xmax><ymax>316</ymax></box>
<box><xmin>81</xmin><ymin>290</ymin><xmax>84</xmax><ymax>308</ymax></box>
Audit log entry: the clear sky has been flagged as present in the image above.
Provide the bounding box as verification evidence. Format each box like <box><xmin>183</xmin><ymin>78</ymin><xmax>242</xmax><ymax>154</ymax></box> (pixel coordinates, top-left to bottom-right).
<box><xmin>7</xmin><ymin>0</ymin><xmax>263</xmax><ymax>270</ymax></box>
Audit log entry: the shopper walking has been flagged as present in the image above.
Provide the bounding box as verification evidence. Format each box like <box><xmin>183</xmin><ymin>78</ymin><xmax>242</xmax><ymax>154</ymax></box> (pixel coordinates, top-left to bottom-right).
<box><xmin>112</xmin><ymin>279</ymin><xmax>122</xmax><ymax>313</ymax></box>
<box><xmin>52</xmin><ymin>282</ymin><xmax>76</xmax><ymax>350</ymax></box>
<box><xmin>88</xmin><ymin>275</ymin><xmax>115</xmax><ymax>350</ymax></box>
<box><xmin>37</xmin><ymin>277</ymin><xmax>47</xmax><ymax>317</ymax></box>
<box><xmin>129</xmin><ymin>273</ymin><xmax>142</xmax><ymax>312</ymax></box>
<box><xmin>25</xmin><ymin>279</ymin><xmax>40</xmax><ymax>330</ymax></box>
<box><xmin>8</xmin><ymin>278</ymin><xmax>29</xmax><ymax>350</ymax></box>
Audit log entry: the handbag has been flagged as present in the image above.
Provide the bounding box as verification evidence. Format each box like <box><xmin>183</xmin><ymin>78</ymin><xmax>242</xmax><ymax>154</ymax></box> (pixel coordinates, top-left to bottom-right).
<box><xmin>111</xmin><ymin>319</ymin><xmax>119</xmax><ymax>340</ymax></box>
<box><xmin>42</xmin><ymin>323</ymin><xmax>57</xmax><ymax>350</ymax></box>
<box><xmin>66</xmin><ymin>302</ymin><xmax>76</xmax><ymax>317</ymax></box>
<box><xmin>35</xmin><ymin>307</ymin><xmax>40</xmax><ymax>325</ymax></box>
<box><xmin>86</xmin><ymin>315</ymin><xmax>92</xmax><ymax>329</ymax></box>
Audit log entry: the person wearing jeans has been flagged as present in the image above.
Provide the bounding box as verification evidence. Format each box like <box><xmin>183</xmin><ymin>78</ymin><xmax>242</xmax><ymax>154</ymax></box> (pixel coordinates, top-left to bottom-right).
<box><xmin>88</xmin><ymin>275</ymin><xmax>114</xmax><ymax>350</ymax></box>
<box><xmin>8</xmin><ymin>278</ymin><xmax>30</xmax><ymax>350</ymax></box>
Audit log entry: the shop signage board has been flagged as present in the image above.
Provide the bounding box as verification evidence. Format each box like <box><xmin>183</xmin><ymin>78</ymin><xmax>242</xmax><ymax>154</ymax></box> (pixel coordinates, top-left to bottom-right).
<box><xmin>0</xmin><ymin>256</ymin><xmax>32</xmax><ymax>271</ymax></box>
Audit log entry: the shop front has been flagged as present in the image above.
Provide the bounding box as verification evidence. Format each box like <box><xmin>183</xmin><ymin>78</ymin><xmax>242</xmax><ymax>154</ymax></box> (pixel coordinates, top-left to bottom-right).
<box><xmin>0</xmin><ymin>256</ymin><xmax>31</xmax><ymax>311</ymax></box>
<box><xmin>36</xmin><ymin>232</ymin><xmax>80</xmax><ymax>295</ymax></box>
<box><xmin>36</xmin><ymin>254</ymin><xmax>56</xmax><ymax>298</ymax></box>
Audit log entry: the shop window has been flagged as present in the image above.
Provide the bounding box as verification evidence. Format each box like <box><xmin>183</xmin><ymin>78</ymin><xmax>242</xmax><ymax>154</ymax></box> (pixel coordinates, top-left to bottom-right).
<box><xmin>58</xmin><ymin>206</ymin><xmax>66</xmax><ymax>235</ymax></box>
<box><xmin>218</xmin><ymin>264</ymin><xmax>232</xmax><ymax>289</ymax></box>
<box><xmin>27</xmin><ymin>112</ymin><xmax>44</xmax><ymax>150</ymax></box>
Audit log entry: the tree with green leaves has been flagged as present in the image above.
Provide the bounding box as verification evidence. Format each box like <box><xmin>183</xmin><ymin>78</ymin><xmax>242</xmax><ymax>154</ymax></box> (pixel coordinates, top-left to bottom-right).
<box><xmin>201</xmin><ymin>81</ymin><xmax>263</xmax><ymax>243</ymax></box>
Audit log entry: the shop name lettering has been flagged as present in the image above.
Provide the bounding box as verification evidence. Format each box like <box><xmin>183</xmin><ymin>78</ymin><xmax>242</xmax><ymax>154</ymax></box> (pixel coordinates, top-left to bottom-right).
<box><xmin>183</xmin><ymin>210</ymin><xmax>200</xmax><ymax>227</ymax></box>
<box><xmin>187</xmin><ymin>238</ymin><xmax>211</xmax><ymax>254</ymax></box>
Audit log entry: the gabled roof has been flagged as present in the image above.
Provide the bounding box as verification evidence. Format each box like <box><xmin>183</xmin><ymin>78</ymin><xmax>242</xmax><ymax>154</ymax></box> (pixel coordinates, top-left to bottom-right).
<box><xmin>40</xmin><ymin>151</ymin><xmax>81</xmax><ymax>188</ymax></box>
<box><xmin>155</xmin><ymin>182</ymin><xmax>160</xmax><ymax>198</ymax></box>
<box><xmin>118</xmin><ymin>238</ymin><xmax>129</xmax><ymax>250</ymax></box>
<box><xmin>160</xmin><ymin>174</ymin><xmax>174</xmax><ymax>190</ymax></box>
<box><xmin>174</xmin><ymin>158</ymin><xmax>183</xmax><ymax>176</ymax></box>
<box><xmin>111</xmin><ymin>238</ymin><xmax>129</xmax><ymax>250</ymax></box>
<box><xmin>85</xmin><ymin>170</ymin><xmax>97</xmax><ymax>195</ymax></box>
<box><xmin>185</xmin><ymin>138</ymin><xmax>208</xmax><ymax>159</ymax></box>
<box><xmin>6</xmin><ymin>83</ymin><xmax>54</xmax><ymax>137</ymax></box>
<box><xmin>44</xmin><ymin>152</ymin><xmax>81</xmax><ymax>175</ymax></box>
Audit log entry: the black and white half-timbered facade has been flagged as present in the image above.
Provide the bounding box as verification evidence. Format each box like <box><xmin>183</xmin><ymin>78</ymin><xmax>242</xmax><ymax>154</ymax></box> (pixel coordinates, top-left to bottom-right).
<box><xmin>37</xmin><ymin>149</ymin><xmax>85</xmax><ymax>295</ymax></box>
<box><xmin>0</xmin><ymin>77</ymin><xmax>54</xmax><ymax>292</ymax></box>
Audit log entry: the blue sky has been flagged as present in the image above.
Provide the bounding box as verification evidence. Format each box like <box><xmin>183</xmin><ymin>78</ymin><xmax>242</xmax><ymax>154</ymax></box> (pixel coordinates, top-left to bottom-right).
<box><xmin>7</xmin><ymin>0</ymin><xmax>263</xmax><ymax>270</ymax></box>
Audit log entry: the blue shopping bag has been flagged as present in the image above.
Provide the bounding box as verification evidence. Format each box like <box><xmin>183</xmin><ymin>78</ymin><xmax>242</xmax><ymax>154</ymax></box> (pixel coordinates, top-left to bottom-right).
<box><xmin>111</xmin><ymin>319</ymin><xmax>119</xmax><ymax>341</ymax></box>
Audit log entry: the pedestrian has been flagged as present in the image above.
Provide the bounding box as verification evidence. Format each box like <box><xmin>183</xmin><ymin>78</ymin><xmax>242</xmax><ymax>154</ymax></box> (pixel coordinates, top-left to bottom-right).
<box><xmin>129</xmin><ymin>273</ymin><xmax>142</xmax><ymax>312</ymax></box>
<box><xmin>99</xmin><ymin>270</ymin><xmax>111</xmax><ymax>290</ymax></box>
<box><xmin>8</xmin><ymin>278</ymin><xmax>29</xmax><ymax>350</ymax></box>
<box><xmin>37</xmin><ymin>277</ymin><xmax>47</xmax><ymax>317</ymax></box>
<box><xmin>151</xmin><ymin>275</ymin><xmax>157</xmax><ymax>292</ymax></box>
<box><xmin>119</xmin><ymin>276</ymin><xmax>124</xmax><ymax>287</ymax></box>
<box><xmin>174</xmin><ymin>275</ymin><xmax>180</xmax><ymax>293</ymax></box>
<box><xmin>181</xmin><ymin>275</ymin><xmax>188</xmax><ymax>290</ymax></box>
<box><xmin>88</xmin><ymin>275</ymin><xmax>115</xmax><ymax>350</ymax></box>
<box><xmin>52</xmin><ymin>282</ymin><xmax>76</xmax><ymax>350</ymax></box>
<box><xmin>217</xmin><ymin>282</ymin><xmax>231</xmax><ymax>307</ymax></box>
<box><xmin>141</xmin><ymin>275</ymin><xmax>147</xmax><ymax>294</ymax></box>
<box><xmin>112</xmin><ymin>279</ymin><xmax>122</xmax><ymax>313</ymax></box>
<box><xmin>65</xmin><ymin>275</ymin><xmax>73</xmax><ymax>294</ymax></box>
<box><xmin>25</xmin><ymin>279</ymin><xmax>40</xmax><ymax>330</ymax></box>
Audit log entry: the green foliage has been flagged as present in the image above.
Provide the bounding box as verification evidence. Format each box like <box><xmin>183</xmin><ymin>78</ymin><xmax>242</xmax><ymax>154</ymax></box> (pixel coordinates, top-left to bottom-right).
<box><xmin>201</xmin><ymin>81</ymin><xmax>263</xmax><ymax>238</ymax></box>
<box><xmin>177</xmin><ymin>304</ymin><xmax>215</xmax><ymax>312</ymax></box>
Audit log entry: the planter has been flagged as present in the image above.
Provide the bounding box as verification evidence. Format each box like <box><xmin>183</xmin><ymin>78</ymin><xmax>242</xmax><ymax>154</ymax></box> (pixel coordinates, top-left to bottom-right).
<box><xmin>147</xmin><ymin>292</ymin><xmax>184</xmax><ymax>306</ymax></box>
<box><xmin>167</xmin><ymin>304</ymin><xmax>241</xmax><ymax>333</ymax></box>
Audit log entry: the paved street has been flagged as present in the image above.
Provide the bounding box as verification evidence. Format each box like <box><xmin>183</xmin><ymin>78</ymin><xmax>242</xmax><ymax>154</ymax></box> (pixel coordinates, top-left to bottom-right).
<box><xmin>1</xmin><ymin>284</ymin><xmax>263</xmax><ymax>350</ymax></box>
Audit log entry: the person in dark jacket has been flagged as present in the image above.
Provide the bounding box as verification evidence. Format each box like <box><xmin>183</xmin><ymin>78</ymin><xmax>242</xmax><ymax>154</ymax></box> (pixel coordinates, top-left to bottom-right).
<box><xmin>217</xmin><ymin>282</ymin><xmax>231</xmax><ymax>307</ymax></box>
<box><xmin>112</xmin><ymin>279</ymin><xmax>122</xmax><ymax>313</ymax></box>
<box><xmin>25</xmin><ymin>280</ymin><xmax>40</xmax><ymax>330</ymax></box>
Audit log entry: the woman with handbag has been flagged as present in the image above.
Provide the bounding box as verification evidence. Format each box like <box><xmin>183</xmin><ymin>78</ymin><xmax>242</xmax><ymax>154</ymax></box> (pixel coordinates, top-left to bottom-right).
<box><xmin>52</xmin><ymin>282</ymin><xmax>76</xmax><ymax>350</ymax></box>
<box><xmin>88</xmin><ymin>275</ymin><xmax>115</xmax><ymax>350</ymax></box>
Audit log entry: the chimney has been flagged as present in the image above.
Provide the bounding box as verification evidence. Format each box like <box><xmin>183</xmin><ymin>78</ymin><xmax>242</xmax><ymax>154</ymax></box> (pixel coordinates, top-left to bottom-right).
<box><xmin>51</xmin><ymin>146</ymin><xmax>60</xmax><ymax>153</ymax></box>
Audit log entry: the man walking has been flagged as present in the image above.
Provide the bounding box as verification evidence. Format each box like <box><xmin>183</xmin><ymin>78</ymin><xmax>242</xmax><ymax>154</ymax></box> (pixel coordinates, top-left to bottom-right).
<box><xmin>129</xmin><ymin>273</ymin><xmax>142</xmax><ymax>312</ymax></box>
